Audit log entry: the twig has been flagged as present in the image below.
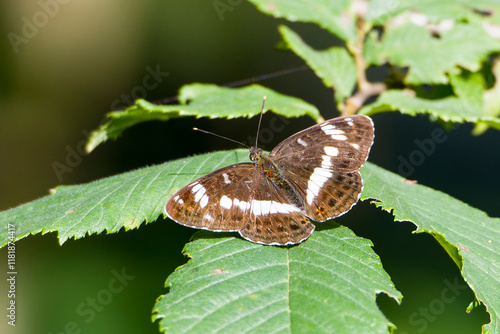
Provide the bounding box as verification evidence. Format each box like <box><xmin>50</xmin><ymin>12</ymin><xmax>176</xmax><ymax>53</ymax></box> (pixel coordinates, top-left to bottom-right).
<box><xmin>343</xmin><ymin>13</ymin><xmax>387</xmax><ymax>115</ymax></box>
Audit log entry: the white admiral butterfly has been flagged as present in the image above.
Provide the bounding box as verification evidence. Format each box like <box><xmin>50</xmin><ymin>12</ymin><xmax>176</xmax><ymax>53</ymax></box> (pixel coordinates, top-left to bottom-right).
<box><xmin>165</xmin><ymin>112</ymin><xmax>374</xmax><ymax>245</ymax></box>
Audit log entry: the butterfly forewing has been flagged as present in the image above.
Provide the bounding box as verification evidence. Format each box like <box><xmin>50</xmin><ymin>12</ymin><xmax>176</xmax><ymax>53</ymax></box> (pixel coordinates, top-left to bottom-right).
<box><xmin>270</xmin><ymin>115</ymin><xmax>374</xmax><ymax>173</ymax></box>
<box><xmin>166</xmin><ymin>164</ymin><xmax>257</xmax><ymax>232</ymax></box>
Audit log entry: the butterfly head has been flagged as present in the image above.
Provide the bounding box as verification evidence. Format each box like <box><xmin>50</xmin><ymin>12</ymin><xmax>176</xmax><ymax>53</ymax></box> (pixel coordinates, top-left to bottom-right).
<box><xmin>249</xmin><ymin>147</ymin><xmax>264</xmax><ymax>163</ymax></box>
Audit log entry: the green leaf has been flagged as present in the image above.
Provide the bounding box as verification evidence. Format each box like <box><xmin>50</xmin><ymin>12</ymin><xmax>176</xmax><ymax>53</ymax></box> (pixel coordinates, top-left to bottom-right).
<box><xmin>247</xmin><ymin>0</ymin><xmax>355</xmax><ymax>42</ymax></box>
<box><xmin>474</xmin><ymin>60</ymin><xmax>500</xmax><ymax>134</ymax></box>
<box><xmin>366</xmin><ymin>0</ymin><xmax>484</xmax><ymax>25</ymax></box>
<box><xmin>365</xmin><ymin>0</ymin><xmax>404</xmax><ymax>24</ymax></box>
<box><xmin>361</xmin><ymin>162</ymin><xmax>500</xmax><ymax>334</ymax></box>
<box><xmin>359</xmin><ymin>89</ymin><xmax>500</xmax><ymax>129</ymax></box>
<box><xmin>85</xmin><ymin>84</ymin><xmax>321</xmax><ymax>153</ymax></box>
<box><xmin>364</xmin><ymin>22</ymin><xmax>500</xmax><ymax>84</ymax></box>
<box><xmin>0</xmin><ymin>150</ymin><xmax>250</xmax><ymax>247</ymax></box>
<box><xmin>449</xmin><ymin>71</ymin><xmax>486</xmax><ymax>110</ymax></box>
<box><xmin>278</xmin><ymin>25</ymin><xmax>356</xmax><ymax>105</ymax></box>
<box><xmin>152</xmin><ymin>224</ymin><xmax>402</xmax><ymax>334</ymax></box>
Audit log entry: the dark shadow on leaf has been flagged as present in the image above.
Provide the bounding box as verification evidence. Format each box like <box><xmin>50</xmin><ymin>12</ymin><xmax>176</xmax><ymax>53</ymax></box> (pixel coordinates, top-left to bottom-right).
<box><xmin>190</xmin><ymin>230</ymin><xmax>238</xmax><ymax>242</ymax></box>
<box><xmin>313</xmin><ymin>219</ymin><xmax>342</xmax><ymax>232</ymax></box>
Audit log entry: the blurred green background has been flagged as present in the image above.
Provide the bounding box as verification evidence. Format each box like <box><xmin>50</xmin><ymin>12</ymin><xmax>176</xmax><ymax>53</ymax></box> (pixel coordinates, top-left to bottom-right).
<box><xmin>0</xmin><ymin>1</ymin><xmax>498</xmax><ymax>333</ymax></box>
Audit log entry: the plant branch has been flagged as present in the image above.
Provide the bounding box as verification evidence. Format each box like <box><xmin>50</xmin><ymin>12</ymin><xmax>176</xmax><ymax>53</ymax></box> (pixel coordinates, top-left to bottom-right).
<box><xmin>343</xmin><ymin>14</ymin><xmax>387</xmax><ymax>115</ymax></box>
<box><xmin>344</xmin><ymin>82</ymin><xmax>386</xmax><ymax>114</ymax></box>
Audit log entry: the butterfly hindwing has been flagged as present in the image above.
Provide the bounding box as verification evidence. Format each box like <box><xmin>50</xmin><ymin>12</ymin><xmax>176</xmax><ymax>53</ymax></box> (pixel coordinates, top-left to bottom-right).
<box><xmin>283</xmin><ymin>165</ymin><xmax>363</xmax><ymax>222</ymax></box>
<box><xmin>238</xmin><ymin>175</ymin><xmax>315</xmax><ymax>245</ymax></box>
<box><xmin>240</xmin><ymin>210</ymin><xmax>314</xmax><ymax>245</ymax></box>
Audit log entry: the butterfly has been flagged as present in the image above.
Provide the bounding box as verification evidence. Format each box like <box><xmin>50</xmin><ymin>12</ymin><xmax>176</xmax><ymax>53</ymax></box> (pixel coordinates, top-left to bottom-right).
<box><xmin>165</xmin><ymin>114</ymin><xmax>374</xmax><ymax>245</ymax></box>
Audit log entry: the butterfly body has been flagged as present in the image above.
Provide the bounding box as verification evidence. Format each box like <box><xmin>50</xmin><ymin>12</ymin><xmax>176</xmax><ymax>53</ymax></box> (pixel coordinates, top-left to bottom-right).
<box><xmin>165</xmin><ymin>115</ymin><xmax>374</xmax><ymax>246</ymax></box>
<box><xmin>250</xmin><ymin>147</ymin><xmax>304</xmax><ymax>210</ymax></box>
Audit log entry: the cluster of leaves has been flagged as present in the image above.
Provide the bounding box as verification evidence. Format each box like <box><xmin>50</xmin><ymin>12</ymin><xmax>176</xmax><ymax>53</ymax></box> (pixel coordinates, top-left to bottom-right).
<box><xmin>1</xmin><ymin>0</ymin><xmax>500</xmax><ymax>333</ymax></box>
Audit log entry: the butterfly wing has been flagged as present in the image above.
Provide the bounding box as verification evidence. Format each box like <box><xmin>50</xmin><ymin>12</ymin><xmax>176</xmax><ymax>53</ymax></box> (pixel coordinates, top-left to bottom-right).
<box><xmin>270</xmin><ymin>115</ymin><xmax>374</xmax><ymax>222</ymax></box>
<box><xmin>165</xmin><ymin>163</ymin><xmax>257</xmax><ymax>232</ymax></box>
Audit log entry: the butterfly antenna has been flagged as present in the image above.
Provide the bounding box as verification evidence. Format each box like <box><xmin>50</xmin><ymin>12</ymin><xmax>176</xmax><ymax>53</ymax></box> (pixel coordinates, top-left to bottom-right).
<box><xmin>255</xmin><ymin>96</ymin><xmax>267</xmax><ymax>148</ymax></box>
<box><xmin>193</xmin><ymin>128</ymin><xmax>249</xmax><ymax>149</ymax></box>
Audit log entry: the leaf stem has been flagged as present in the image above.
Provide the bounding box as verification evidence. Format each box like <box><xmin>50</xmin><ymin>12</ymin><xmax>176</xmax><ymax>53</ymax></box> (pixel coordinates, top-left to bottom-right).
<box><xmin>344</xmin><ymin>14</ymin><xmax>386</xmax><ymax>115</ymax></box>
<box><xmin>353</xmin><ymin>17</ymin><xmax>370</xmax><ymax>93</ymax></box>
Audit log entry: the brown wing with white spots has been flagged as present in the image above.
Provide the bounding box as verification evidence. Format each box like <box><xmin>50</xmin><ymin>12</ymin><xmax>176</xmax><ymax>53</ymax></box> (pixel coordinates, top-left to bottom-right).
<box><xmin>270</xmin><ymin>115</ymin><xmax>374</xmax><ymax>173</ymax></box>
<box><xmin>165</xmin><ymin>164</ymin><xmax>257</xmax><ymax>232</ymax></box>
<box><xmin>270</xmin><ymin>115</ymin><xmax>373</xmax><ymax>222</ymax></box>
